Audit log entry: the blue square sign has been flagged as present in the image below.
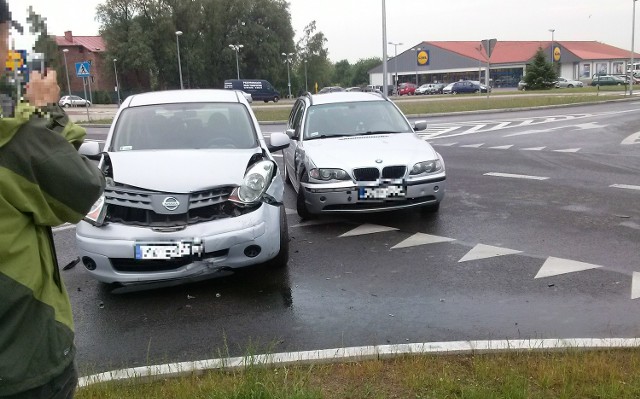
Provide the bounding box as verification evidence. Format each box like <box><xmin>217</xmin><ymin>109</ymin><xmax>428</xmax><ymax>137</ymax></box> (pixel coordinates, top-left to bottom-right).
<box><xmin>75</xmin><ymin>61</ymin><xmax>91</xmax><ymax>77</ymax></box>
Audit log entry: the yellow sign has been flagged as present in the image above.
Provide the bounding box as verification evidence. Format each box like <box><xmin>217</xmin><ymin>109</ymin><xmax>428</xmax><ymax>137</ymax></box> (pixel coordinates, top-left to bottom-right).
<box><xmin>553</xmin><ymin>46</ymin><xmax>561</xmax><ymax>62</ymax></box>
<box><xmin>417</xmin><ymin>50</ymin><xmax>429</xmax><ymax>66</ymax></box>
<box><xmin>6</xmin><ymin>50</ymin><xmax>25</xmax><ymax>72</ymax></box>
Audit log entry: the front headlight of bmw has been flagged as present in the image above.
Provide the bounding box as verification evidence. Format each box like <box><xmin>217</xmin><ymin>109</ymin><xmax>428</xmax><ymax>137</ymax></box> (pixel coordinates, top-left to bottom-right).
<box><xmin>410</xmin><ymin>154</ymin><xmax>444</xmax><ymax>175</ymax></box>
<box><xmin>230</xmin><ymin>160</ymin><xmax>275</xmax><ymax>205</ymax></box>
<box><xmin>309</xmin><ymin>168</ymin><xmax>351</xmax><ymax>181</ymax></box>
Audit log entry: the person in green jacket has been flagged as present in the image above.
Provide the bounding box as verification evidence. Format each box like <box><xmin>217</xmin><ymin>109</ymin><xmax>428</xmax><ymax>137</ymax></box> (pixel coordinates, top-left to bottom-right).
<box><xmin>0</xmin><ymin>1</ymin><xmax>106</xmax><ymax>397</ymax></box>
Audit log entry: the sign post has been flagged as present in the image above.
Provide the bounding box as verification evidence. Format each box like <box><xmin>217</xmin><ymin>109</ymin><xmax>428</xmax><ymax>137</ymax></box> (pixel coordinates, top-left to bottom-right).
<box><xmin>75</xmin><ymin>61</ymin><xmax>91</xmax><ymax>121</ymax></box>
<box><xmin>480</xmin><ymin>39</ymin><xmax>497</xmax><ymax>97</ymax></box>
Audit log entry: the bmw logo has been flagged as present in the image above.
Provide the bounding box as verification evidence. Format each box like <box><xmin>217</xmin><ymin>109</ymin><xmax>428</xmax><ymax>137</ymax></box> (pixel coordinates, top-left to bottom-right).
<box><xmin>375</xmin><ymin>159</ymin><xmax>383</xmax><ymax>164</ymax></box>
<box><xmin>162</xmin><ymin>197</ymin><xmax>180</xmax><ymax>211</ymax></box>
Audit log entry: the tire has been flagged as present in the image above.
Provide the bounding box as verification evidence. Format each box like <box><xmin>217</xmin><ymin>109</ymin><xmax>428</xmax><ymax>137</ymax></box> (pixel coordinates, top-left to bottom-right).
<box><xmin>420</xmin><ymin>202</ymin><xmax>440</xmax><ymax>215</ymax></box>
<box><xmin>64</xmin><ymin>103</ymin><xmax>71</xmax><ymax>108</ymax></box>
<box><xmin>266</xmin><ymin>205</ymin><xmax>289</xmax><ymax>268</ymax></box>
<box><xmin>474</xmin><ymin>90</ymin><xmax>480</xmax><ymax>94</ymax></box>
<box><xmin>273</xmin><ymin>96</ymin><xmax>279</xmax><ymax>103</ymax></box>
<box><xmin>567</xmin><ymin>84</ymin><xmax>574</xmax><ymax>88</ymax></box>
<box><xmin>296</xmin><ymin>172</ymin><xmax>313</xmax><ymax>219</ymax></box>
<box><xmin>283</xmin><ymin>161</ymin><xmax>292</xmax><ymax>186</ymax></box>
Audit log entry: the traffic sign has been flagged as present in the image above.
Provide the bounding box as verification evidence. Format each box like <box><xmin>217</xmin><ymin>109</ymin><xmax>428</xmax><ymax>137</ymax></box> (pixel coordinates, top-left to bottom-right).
<box><xmin>481</xmin><ymin>39</ymin><xmax>497</xmax><ymax>60</ymax></box>
<box><xmin>75</xmin><ymin>61</ymin><xmax>91</xmax><ymax>77</ymax></box>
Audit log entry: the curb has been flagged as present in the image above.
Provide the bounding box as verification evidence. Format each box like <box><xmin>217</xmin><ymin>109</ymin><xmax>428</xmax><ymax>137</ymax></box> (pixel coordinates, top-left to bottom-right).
<box><xmin>79</xmin><ymin>337</ymin><xmax>640</xmax><ymax>387</ymax></box>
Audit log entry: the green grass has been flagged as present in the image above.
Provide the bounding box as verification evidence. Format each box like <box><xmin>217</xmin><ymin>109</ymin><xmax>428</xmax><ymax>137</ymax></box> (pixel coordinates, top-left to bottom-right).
<box><xmin>76</xmin><ymin>348</ymin><xmax>640</xmax><ymax>398</ymax></box>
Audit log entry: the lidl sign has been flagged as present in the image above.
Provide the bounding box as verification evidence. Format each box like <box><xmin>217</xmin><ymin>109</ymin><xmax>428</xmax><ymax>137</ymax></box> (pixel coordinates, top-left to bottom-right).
<box><xmin>553</xmin><ymin>46</ymin><xmax>561</xmax><ymax>62</ymax></box>
<box><xmin>417</xmin><ymin>50</ymin><xmax>429</xmax><ymax>66</ymax></box>
<box><xmin>6</xmin><ymin>50</ymin><xmax>26</xmax><ymax>72</ymax></box>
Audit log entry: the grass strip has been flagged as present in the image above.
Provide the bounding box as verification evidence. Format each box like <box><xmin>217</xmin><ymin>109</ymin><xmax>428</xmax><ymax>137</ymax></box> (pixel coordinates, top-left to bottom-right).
<box><xmin>77</xmin><ymin>348</ymin><xmax>640</xmax><ymax>399</ymax></box>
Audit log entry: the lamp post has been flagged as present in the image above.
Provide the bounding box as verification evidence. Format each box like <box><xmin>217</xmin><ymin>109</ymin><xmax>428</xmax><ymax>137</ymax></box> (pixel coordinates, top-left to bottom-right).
<box><xmin>388</xmin><ymin>41</ymin><xmax>402</xmax><ymax>94</ymax></box>
<box><xmin>282</xmin><ymin>52</ymin><xmax>294</xmax><ymax>98</ymax></box>
<box><xmin>304</xmin><ymin>59</ymin><xmax>308</xmax><ymax>92</ymax></box>
<box><xmin>113</xmin><ymin>58</ymin><xmax>121</xmax><ymax>105</ymax></box>
<box><xmin>62</xmin><ymin>49</ymin><xmax>71</xmax><ymax>96</ymax></box>
<box><xmin>631</xmin><ymin>0</ymin><xmax>637</xmax><ymax>96</ymax></box>
<box><xmin>175</xmin><ymin>30</ymin><xmax>184</xmax><ymax>90</ymax></box>
<box><xmin>411</xmin><ymin>46</ymin><xmax>421</xmax><ymax>85</ymax></box>
<box><xmin>548</xmin><ymin>29</ymin><xmax>555</xmax><ymax>66</ymax></box>
<box><xmin>229</xmin><ymin>44</ymin><xmax>243</xmax><ymax>79</ymax></box>
<box><xmin>382</xmin><ymin>0</ymin><xmax>389</xmax><ymax>99</ymax></box>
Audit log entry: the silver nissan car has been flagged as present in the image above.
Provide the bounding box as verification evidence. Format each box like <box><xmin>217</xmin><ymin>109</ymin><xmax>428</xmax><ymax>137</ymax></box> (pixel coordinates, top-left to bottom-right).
<box><xmin>77</xmin><ymin>89</ymin><xmax>290</xmax><ymax>286</ymax></box>
<box><xmin>282</xmin><ymin>92</ymin><xmax>445</xmax><ymax>218</ymax></box>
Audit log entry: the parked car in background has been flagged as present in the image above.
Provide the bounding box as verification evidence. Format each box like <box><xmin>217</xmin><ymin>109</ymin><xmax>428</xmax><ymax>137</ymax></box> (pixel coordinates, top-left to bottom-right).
<box><xmin>517</xmin><ymin>80</ymin><xmax>527</xmax><ymax>91</ymax></box>
<box><xmin>449</xmin><ymin>80</ymin><xmax>489</xmax><ymax>94</ymax></box>
<box><xmin>398</xmin><ymin>82</ymin><xmax>417</xmax><ymax>95</ymax></box>
<box><xmin>415</xmin><ymin>83</ymin><xmax>445</xmax><ymax>95</ymax></box>
<box><xmin>345</xmin><ymin>87</ymin><xmax>363</xmax><ymax>92</ymax></box>
<box><xmin>615</xmin><ymin>75</ymin><xmax>640</xmax><ymax>84</ymax></box>
<box><xmin>442</xmin><ymin>83</ymin><xmax>455</xmax><ymax>94</ymax></box>
<box><xmin>76</xmin><ymin>89</ymin><xmax>291</xmax><ymax>285</ymax></box>
<box><xmin>59</xmin><ymin>95</ymin><xmax>91</xmax><ymax>107</ymax></box>
<box><xmin>318</xmin><ymin>86</ymin><xmax>345</xmax><ymax>94</ymax></box>
<box><xmin>555</xmin><ymin>77</ymin><xmax>584</xmax><ymax>88</ymax></box>
<box><xmin>591</xmin><ymin>75</ymin><xmax>626</xmax><ymax>86</ymax></box>
<box><xmin>282</xmin><ymin>92</ymin><xmax>445</xmax><ymax>218</ymax></box>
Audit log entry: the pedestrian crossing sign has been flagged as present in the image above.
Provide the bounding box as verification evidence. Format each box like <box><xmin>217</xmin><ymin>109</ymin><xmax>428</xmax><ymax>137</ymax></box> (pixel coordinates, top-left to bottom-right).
<box><xmin>75</xmin><ymin>61</ymin><xmax>91</xmax><ymax>77</ymax></box>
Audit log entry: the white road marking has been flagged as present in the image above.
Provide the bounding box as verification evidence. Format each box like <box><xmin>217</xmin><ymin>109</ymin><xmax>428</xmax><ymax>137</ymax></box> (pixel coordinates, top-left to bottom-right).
<box><xmin>339</xmin><ymin>224</ymin><xmax>398</xmax><ymax>237</ymax></box>
<box><xmin>610</xmin><ymin>184</ymin><xmax>640</xmax><ymax>191</ymax></box>
<box><xmin>458</xmin><ymin>244</ymin><xmax>522</xmax><ymax>263</ymax></box>
<box><xmin>504</xmin><ymin>126</ymin><xmax>563</xmax><ymax>137</ymax></box>
<box><xmin>520</xmin><ymin>146</ymin><xmax>546</xmax><ymax>151</ymax></box>
<box><xmin>632</xmin><ymin>272</ymin><xmax>640</xmax><ymax>300</ymax></box>
<box><xmin>484</xmin><ymin>172</ymin><xmax>549</xmax><ymax>181</ymax></box>
<box><xmin>534</xmin><ymin>256</ymin><xmax>602</xmax><ymax>279</ymax></box>
<box><xmin>621</xmin><ymin>132</ymin><xmax>640</xmax><ymax>145</ymax></box>
<box><xmin>431</xmin><ymin>142</ymin><xmax>458</xmax><ymax>146</ymax></box>
<box><xmin>462</xmin><ymin>124</ymin><xmax>487</xmax><ymax>134</ymax></box>
<box><xmin>573</xmin><ymin>122</ymin><xmax>605</xmax><ymax>130</ymax></box>
<box><xmin>487</xmin><ymin>122</ymin><xmax>511</xmax><ymax>130</ymax></box>
<box><xmin>517</xmin><ymin>119</ymin><xmax>534</xmax><ymax>126</ymax></box>
<box><xmin>460</xmin><ymin>143</ymin><xmax>484</xmax><ymax>148</ymax></box>
<box><xmin>488</xmin><ymin>145</ymin><xmax>513</xmax><ymax>150</ymax></box>
<box><xmin>391</xmin><ymin>233</ymin><xmax>455</xmax><ymax>249</ymax></box>
<box><xmin>291</xmin><ymin>219</ymin><xmax>344</xmax><ymax>228</ymax></box>
<box><xmin>53</xmin><ymin>223</ymin><xmax>76</xmax><ymax>233</ymax></box>
<box><xmin>552</xmin><ymin>148</ymin><xmax>580</xmax><ymax>153</ymax></box>
<box><xmin>78</xmin><ymin>339</ymin><xmax>640</xmax><ymax>387</ymax></box>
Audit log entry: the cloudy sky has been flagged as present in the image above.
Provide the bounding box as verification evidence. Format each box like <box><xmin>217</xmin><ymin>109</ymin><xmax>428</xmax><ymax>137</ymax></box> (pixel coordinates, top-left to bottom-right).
<box><xmin>10</xmin><ymin>0</ymin><xmax>637</xmax><ymax>63</ymax></box>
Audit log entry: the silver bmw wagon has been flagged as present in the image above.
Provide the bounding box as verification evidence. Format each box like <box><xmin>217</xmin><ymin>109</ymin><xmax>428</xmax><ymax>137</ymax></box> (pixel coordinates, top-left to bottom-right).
<box><xmin>77</xmin><ymin>89</ymin><xmax>290</xmax><ymax>286</ymax></box>
<box><xmin>282</xmin><ymin>92</ymin><xmax>445</xmax><ymax>218</ymax></box>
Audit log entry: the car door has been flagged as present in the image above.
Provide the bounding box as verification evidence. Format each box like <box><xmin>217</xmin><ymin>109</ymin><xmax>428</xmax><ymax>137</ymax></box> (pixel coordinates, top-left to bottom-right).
<box><xmin>283</xmin><ymin>100</ymin><xmax>305</xmax><ymax>187</ymax></box>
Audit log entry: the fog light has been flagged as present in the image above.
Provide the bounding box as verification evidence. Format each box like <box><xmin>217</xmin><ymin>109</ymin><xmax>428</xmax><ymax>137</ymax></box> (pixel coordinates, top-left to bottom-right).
<box><xmin>244</xmin><ymin>245</ymin><xmax>261</xmax><ymax>258</ymax></box>
<box><xmin>82</xmin><ymin>256</ymin><xmax>97</xmax><ymax>271</ymax></box>
<box><xmin>434</xmin><ymin>186</ymin><xmax>439</xmax><ymax>192</ymax></box>
<box><xmin>320</xmin><ymin>196</ymin><xmax>326</xmax><ymax>202</ymax></box>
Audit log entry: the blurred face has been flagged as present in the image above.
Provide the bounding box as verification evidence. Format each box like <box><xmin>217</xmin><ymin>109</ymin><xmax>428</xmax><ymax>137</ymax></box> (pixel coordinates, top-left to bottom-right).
<box><xmin>0</xmin><ymin>22</ymin><xmax>7</xmax><ymax>69</ymax></box>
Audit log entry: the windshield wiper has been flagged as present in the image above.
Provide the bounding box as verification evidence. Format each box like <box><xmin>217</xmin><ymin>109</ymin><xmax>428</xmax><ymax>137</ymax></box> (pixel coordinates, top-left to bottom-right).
<box><xmin>362</xmin><ymin>130</ymin><xmax>402</xmax><ymax>135</ymax></box>
<box><xmin>306</xmin><ymin>134</ymin><xmax>353</xmax><ymax>140</ymax></box>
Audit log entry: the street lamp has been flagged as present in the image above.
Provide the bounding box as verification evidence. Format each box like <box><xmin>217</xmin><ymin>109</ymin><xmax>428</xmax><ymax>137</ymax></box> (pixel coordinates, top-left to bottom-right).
<box><xmin>631</xmin><ymin>0</ymin><xmax>637</xmax><ymax>96</ymax></box>
<box><xmin>388</xmin><ymin>41</ymin><xmax>403</xmax><ymax>94</ymax></box>
<box><xmin>113</xmin><ymin>58</ymin><xmax>121</xmax><ymax>105</ymax></box>
<box><xmin>304</xmin><ymin>58</ymin><xmax>308</xmax><ymax>92</ymax></box>
<box><xmin>228</xmin><ymin>44</ymin><xmax>244</xmax><ymax>79</ymax></box>
<box><xmin>175</xmin><ymin>30</ymin><xmax>184</xmax><ymax>90</ymax></box>
<box><xmin>411</xmin><ymin>47</ymin><xmax>421</xmax><ymax>85</ymax></box>
<box><xmin>62</xmin><ymin>48</ymin><xmax>71</xmax><ymax>96</ymax></box>
<box><xmin>382</xmin><ymin>0</ymin><xmax>389</xmax><ymax>99</ymax></box>
<box><xmin>548</xmin><ymin>29</ymin><xmax>555</xmax><ymax>66</ymax></box>
<box><xmin>282</xmin><ymin>52</ymin><xmax>294</xmax><ymax>98</ymax></box>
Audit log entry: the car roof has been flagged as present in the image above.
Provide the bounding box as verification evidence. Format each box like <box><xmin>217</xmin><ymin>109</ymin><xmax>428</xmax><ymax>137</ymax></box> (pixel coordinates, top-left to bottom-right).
<box><xmin>308</xmin><ymin>91</ymin><xmax>386</xmax><ymax>105</ymax></box>
<box><xmin>125</xmin><ymin>89</ymin><xmax>243</xmax><ymax>108</ymax></box>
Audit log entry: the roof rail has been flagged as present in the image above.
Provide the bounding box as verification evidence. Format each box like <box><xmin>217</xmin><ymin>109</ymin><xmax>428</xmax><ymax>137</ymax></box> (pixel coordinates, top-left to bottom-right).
<box><xmin>304</xmin><ymin>91</ymin><xmax>313</xmax><ymax>106</ymax></box>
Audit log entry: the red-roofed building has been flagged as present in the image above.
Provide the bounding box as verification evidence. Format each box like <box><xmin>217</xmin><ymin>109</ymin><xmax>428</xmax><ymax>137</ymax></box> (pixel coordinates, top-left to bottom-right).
<box><xmin>55</xmin><ymin>31</ymin><xmax>113</xmax><ymax>98</ymax></box>
<box><xmin>369</xmin><ymin>40</ymin><xmax>640</xmax><ymax>88</ymax></box>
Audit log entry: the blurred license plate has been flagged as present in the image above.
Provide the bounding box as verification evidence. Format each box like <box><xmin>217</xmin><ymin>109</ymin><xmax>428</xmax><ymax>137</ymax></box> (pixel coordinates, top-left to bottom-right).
<box><xmin>358</xmin><ymin>185</ymin><xmax>406</xmax><ymax>200</ymax></box>
<box><xmin>134</xmin><ymin>241</ymin><xmax>203</xmax><ymax>260</ymax></box>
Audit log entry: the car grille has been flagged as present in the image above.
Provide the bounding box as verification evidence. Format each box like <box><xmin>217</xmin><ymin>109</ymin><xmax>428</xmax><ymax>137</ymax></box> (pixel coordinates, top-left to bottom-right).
<box><xmin>111</xmin><ymin>249</ymin><xmax>229</xmax><ymax>272</ymax></box>
<box><xmin>353</xmin><ymin>168</ymin><xmax>380</xmax><ymax>181</ymax></box>
<box><xmin>382</xmin><ymin>166</ymin><xmax>406</xmax><ymax>179</ymax></box>
<box><xmin>105</xmin><ymin>185</ymin><xmax>256</xmax><ymax>227</ymax></box>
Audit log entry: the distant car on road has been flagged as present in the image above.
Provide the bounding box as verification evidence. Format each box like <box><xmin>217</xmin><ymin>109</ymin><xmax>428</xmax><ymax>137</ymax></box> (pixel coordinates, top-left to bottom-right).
<box><xmin>442</xmin><ymin>83</ymin><xmax>455</xmax><ymax>94</ymax></box>
<box><xmin>318</xmin><ymin>86</ymin><xmax>345</xmax><ymax>94</ymax></box>
<box><xmin>59</xmin><ymin>95</ymin><xmax>91</xmax><ymax>107</ymax></box>
<box><xmin>591</xmin><ymin>75</ymin><xmax>626</xmax><ymax>86</ymax></box>
<box><xmin>555</xmin><ymin>77</ymin><xmax>584</xmax><ymax>88</ymax></box>
<box><xmin>449</xmin><ymin>80</ymin><xmax>489</xmax><ymax>94</ymax></box>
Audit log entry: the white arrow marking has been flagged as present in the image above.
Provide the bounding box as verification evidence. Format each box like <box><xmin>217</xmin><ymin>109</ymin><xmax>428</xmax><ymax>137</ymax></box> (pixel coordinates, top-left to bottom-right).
<box><xmin>339</xmin><ymin>224</ymin><xmax>398</xmax><ymax>237</ymax></box>
<box><xmin>517</xmin><ymin>119</ymin><xmax>535</xmax><ymax>126</ymax></box>
<box><xmin>553</xmin><ymin>148</ymin><xmax>581</xmax><ymax>153</ymax></box>
<box><xmin>534</xmin><ymin>256</ymin><xmax>602</xmax><ymax>279</ymax></box>
<box><xmin>573</xmin><ymin>122</ymin><xmax>605</xmax><ymax>130</ymax></box>
<box><xmin>484</xmin><ymin>172</ymin><xmax>549</xmax><ymax>180</ymax></box>
<box><xmin>431</xmin><ymin>142</ymin><xmax>458</xmax><ymax>146</ymax></box>
<box><xmin>610</xmin><ymin>184</ymin><xmax>640</xmax><ymax>191</ymax></box>
<box><xmin>520</xmin><ymin>146</ymin><xmax>546</xmax><ymax>151</ymax></box>
<box><xmin>458</xmin><ymin>244</ymin><xmax>522</xmax><ymax>263</ymax></box>
<box><xmin>632</xmin><ymin>272</ymin><xmax>640</xmax><ymax>299</ymax></box>
<box><xmin>488</xmin><ymin>122</ymin><xmax>511</xmax><ymax>131</ymax></box>
<box><xmin>621</xmin><ymin>132</ymin><xmax>640</xmax><ymax>145</ymax></box>
<box><xmin>460</xmin><ymin>143</ymin><xmax>484</xmax><ymax>148</ymax></box>
<box><xmin>488</xmin><ymin>145</ymin><xmax>514</xmax><ymax>150</ymax></box>
<box><xmin>504</xmin><ymin>126</ymin><xmax>564</xmax><ymax>137</ymax></box>
<box><xmin>391</xmin><ymin>233</ymin><xmax>455</xmax><ymax>249</ymax></box>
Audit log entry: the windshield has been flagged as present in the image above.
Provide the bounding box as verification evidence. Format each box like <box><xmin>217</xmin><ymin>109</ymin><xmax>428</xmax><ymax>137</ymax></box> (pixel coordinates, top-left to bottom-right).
<box><xmin>110</xmin><ymin>103</ymin><xmax>258</xmax><ymax>151</ymax></box>
<box><xmin>303</xmin><ymin>101</ymin><xmax>412</xmax><ymax>140</ymax></box>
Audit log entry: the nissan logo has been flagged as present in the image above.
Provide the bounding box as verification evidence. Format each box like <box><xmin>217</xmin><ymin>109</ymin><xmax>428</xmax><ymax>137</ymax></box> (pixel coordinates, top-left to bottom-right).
<box><xmin>162</xmin><ymin>197</ymin><xmax>180</xmax><ymax>211</ymax></box>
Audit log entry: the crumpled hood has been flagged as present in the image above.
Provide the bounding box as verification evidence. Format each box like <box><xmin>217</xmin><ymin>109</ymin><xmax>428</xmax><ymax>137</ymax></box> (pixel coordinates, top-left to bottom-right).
<box><xmin>107</xmin><ymin>149</ymin><xmax>262</xmax><ymax>193</ymax></box>
<box><xmin>302</xmin><ymin>133</ymin><xmax>438</xmax><ymax>167</ymax></box>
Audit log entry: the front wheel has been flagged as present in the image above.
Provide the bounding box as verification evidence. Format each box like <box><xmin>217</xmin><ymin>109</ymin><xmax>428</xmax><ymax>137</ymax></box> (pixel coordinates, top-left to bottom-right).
<box><xmin>474</xmin><ymin>89</ymin><xmax>480</xmax><ymax>94</ymax></box>
<box><xmin>266</xmin><ymin>206</ymin><xmax>289</xmax><ymax>268</ymax></box>
<box><xmin>296</xmin><ymin>173</ymin><xmax>313</xmax><ymax>219</ymax></box>
<box><xmin>64</xmin><ymin>103</ymin><xmax>71</xmax><ymax>108</ymax></box>
<box><xmin>567</xmin><ymin>84</ymin><xmax>574</xmax><ymax>88</ymax></box>
<box><xmin>273</xmin><ymin>96</ymin><xmax>279</xmax><ymax>103</ymax></box>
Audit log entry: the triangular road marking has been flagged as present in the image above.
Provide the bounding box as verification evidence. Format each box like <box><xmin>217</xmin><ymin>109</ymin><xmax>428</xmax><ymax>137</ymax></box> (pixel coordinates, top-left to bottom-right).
<box><xmin>534</xmin><ymin>256</ymin><xmax>602</xmax><ymax>279</ymax></box>
<box><xmin>339</xmin><ymin>224</ymin><xmax>398</xmax><ymax>237</ymax></box>
<box><xmin>520</xmin><ymin>146</ymin><xmax>546</xmax><ymax>151</ymax></box>
<box><xmin>460</xmin><ymin>143</ymin><xmax>484</xmax><ymax>148</ymax></box>
<box><xmin>391</xmin><ymin>233</ymin><xmax>455</xmax><ymax>249</ymax></box>
<box><xmin>458</xmin><ymin>244</ymin><xmax>522</xmax><ymax>263</ymax></box>
<box><xmin>489</xmin><ymin>145</ymin><xmax>513</xmax><ymax>150</ymax></box>
<box><xmin>553</xmin><ymin>148</ymin><xmax>580</xmax><ymax>153</ymax></box>
<box><xmin>632</xmin><ymin>272</ymin><xmax>640</xmax><ymax>300</ymax></box>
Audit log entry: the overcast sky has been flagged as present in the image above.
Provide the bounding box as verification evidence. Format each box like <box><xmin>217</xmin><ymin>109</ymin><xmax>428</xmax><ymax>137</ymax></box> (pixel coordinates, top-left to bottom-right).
<box><xmin>10</xmin><ymin>0</ymin><xmax>637</xmax><ymax>63</ymax></box>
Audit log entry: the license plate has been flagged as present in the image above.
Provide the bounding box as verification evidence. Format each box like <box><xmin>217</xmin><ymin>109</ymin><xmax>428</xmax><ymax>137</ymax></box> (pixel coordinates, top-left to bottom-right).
<box><xmin>134</xmin><ymin>241</ymin><xmax>204</xmax><ymax>260</ymax></box>
<box><xmin>358</xmin><ymin>185</ymin><xmax>406</xmax><ymax>200</ymax></box>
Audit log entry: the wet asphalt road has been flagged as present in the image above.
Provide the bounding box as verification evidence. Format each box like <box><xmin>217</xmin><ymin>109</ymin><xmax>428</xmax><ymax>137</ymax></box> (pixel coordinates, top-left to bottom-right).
<box><xmin>56</xmin><ymin>100</ymin><xmax>640</xmax><ymax>374</ymax></box>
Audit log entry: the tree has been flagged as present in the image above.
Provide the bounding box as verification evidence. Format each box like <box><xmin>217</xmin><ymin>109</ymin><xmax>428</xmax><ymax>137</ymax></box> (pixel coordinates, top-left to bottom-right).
<box><xmin>350</xmin><ymin>57</ymin><xmax>382</xmax><ymax>87</ymax></box>
<box><xmin>524</xmin><ymin>48</ymin><xmax>557</xmax><ymax>90</ymax></box>
<box><xmin>333</xmin><ymin>59</ymin><xmax>351</xmax><ymax>87</ymax></box>
<box><xmin>295</xmin><ymin>21</ymin><xmax>332</xmax><ymax>92</ymax></box>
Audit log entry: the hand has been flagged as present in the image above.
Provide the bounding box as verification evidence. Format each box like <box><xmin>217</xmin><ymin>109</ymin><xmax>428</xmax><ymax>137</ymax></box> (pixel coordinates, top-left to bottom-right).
<box><xmin>25</xmin><ymin>69</ymin><xmax>61</xmax><ymax>107</ymax></box>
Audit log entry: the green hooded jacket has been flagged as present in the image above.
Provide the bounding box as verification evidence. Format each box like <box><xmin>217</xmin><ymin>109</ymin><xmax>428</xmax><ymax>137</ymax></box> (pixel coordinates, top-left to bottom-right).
<box><xmin>0</xmin><ymin>103</ymin><xmax>105</xmax><ymax>395</ymax></box>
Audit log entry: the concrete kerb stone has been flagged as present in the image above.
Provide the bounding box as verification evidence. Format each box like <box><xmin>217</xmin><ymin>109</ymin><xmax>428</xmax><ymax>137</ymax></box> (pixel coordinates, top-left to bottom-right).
<box><xmin>78</xmin><ymin>338</ymin><xmax>640</xmax><ymax>388</ymax></box>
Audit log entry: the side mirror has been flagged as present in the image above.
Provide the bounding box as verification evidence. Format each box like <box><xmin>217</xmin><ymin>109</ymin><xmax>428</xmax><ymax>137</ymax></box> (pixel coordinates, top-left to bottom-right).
<box><xmin>268</xmin><ymin>132</ymin><xmax>290</xmax><ymax>152</ymax></box>
<box><xmin>285</xmin><ymin>128</ymin><xmax>296</xmax><ymax>139</ymax></box>
<box><xmin>413</xmin><ymin>120</ymin><xmax>427</xmax><ymax>132</ymax></box>
<box><xmin>79</xmin><ymin>141</ymin><xmax>101</xmax><ymax>159</ymax></box>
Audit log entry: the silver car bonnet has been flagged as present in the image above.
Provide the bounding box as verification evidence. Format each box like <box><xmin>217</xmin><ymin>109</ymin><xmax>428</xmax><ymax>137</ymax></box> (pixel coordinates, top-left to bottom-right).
<box><xmin>107</xmin><ymin>149</ymin><xmax>262</xmax><ymax>193</ymax></box>
<box><xmin>302</xmin><ymin>133</ymin><xmax>439</xmax><ymax>167</ymax></box>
